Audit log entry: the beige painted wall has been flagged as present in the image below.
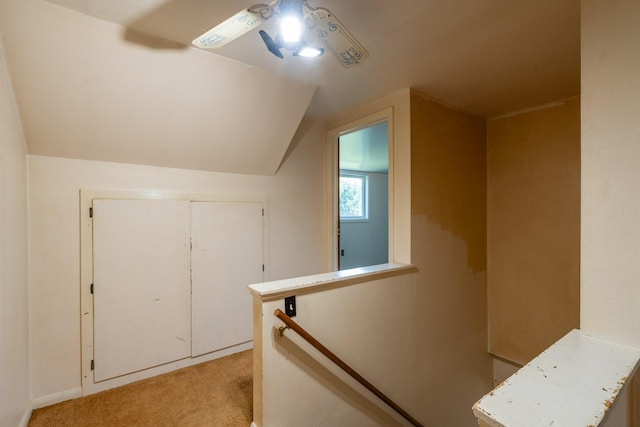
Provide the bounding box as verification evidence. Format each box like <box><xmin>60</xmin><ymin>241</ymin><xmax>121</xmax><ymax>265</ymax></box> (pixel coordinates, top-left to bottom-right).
<box><xmin>410</xmin><ymin>90</ymin><xmax>492</xmax><ymax>426</ymax></box>
<box><xmin>256</xmin><ymin>90</ymin><xmax>414</xmax><ymax>426</ymax></box>
<box><xmin>255</xmin><ymin>264</ymin><xmax>490</xmax><ymax>426</ymax></box>
<box><xmin>581</xmin><ymin>3</ymin><xmax>640</xmax><ymax>422</ymax></box>
<box><xmin>487</xmin><ymin>97</ymin><xmax>581</xmax><ymax>364</ymax></box>
<box><xmin>0</xmin><ymin>37</ymin><xmax>30</xmax><ymax>426</ymax></box>
<box><xmin>254</xmin><ymin>90</ymin><xmax>490</xmax><ymax>427</ymax></box>
<box><xmin>581</xmin><ymin>0</ymin><xmax>640</xmax><ymax>348</ymax></box>
<box><xmin>27</xmin><ymin>119</ymin><xmax>325</xmax><ymax>402</ymax></box>
<box><xmin>256</xmin><ymin>271</ymin><xmax>422</xmax><ymax>427</ymax></box>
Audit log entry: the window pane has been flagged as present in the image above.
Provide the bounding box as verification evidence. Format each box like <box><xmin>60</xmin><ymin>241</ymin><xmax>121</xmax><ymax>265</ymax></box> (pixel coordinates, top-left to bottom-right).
<box><xmin>340</xmin><ymin>175</ymin><xmax>365</xmax><ymax>218</ymax></box>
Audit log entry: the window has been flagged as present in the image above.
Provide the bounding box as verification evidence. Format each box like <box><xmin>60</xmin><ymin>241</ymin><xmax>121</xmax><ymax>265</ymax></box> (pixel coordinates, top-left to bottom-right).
<box><xmin>339</xmin><ymin>173</ymin><xmax>368</xmax><ymax>220</ymax></box>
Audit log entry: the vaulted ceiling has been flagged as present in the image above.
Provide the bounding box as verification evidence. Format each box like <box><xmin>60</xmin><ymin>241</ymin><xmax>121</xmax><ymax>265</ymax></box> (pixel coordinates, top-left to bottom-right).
<box><xmin>0</xmin><ymin>0</ymin><xmax>580</xmax><ymax>175</ymax></box>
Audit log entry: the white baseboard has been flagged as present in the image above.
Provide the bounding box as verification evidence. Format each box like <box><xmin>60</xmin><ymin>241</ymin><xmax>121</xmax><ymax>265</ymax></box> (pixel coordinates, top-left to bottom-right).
<box><xmin>31</xmin><ymin>343</ymin><xmax>253</xmax><ymax>412</ymax></box>
<box><xmin>19</xmin><ymin>405</ymin><xmax>32</xmax><ymax>427</ymax></box>
<box><xmin>82</xmin><ymin>342</ymin><xmax>253</xmax><ymax>397</ymax></box>
<box><xmin>31</xmin><ymin>387</ymin><xmax>82</xmax><ymax>409</ymax></box>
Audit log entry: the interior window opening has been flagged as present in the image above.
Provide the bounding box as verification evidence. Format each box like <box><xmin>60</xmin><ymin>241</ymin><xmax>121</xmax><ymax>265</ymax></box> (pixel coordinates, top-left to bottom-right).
<box><xmin>338</xmin><ymin>120</ymin><xmax>389</xmax><ymax>270</ymax></box>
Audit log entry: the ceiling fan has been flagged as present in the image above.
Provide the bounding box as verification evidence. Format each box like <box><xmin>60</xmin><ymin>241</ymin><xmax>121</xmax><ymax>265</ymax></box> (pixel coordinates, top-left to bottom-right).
<box><xmin>192</xmin><ymin>0</ymin><xmax>368</xmax><ymax>68</ymax></box>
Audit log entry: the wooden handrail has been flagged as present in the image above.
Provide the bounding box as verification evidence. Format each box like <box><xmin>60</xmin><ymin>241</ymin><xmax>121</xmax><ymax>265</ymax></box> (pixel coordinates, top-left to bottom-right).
<box><xmin>274</xmin><ymin>309</ymin><xmax>423</xmax><ymax>427</ymax></box>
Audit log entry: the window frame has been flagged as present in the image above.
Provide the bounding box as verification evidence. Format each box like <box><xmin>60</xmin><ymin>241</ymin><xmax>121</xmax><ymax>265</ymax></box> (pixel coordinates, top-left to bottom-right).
<box><xmin>339</xmin><ymin>172</ymin><xmax>369</xmax><ymax>222</ymax></box>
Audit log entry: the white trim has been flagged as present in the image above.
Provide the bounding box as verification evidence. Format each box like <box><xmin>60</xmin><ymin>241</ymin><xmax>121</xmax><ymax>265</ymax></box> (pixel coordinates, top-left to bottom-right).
<box><xmin>323</xmin><ymin>89</ymin><xmax>412</xmax><ymax>269</ymax></box>
<box><xmin>84</xmin><ymin>342</ymin><xmax>253</xmax><ymax>396</ymax></box>
<box><xmin>19</xmin><ymin>405</ymin><xmax>32</xmax><ymax>427</ymax></box>
<box><xmin>325</xmin><ymin>108</ymin><xmax>395</xmax><ymax>271</ymax></box>
<box><xmin>249</xmin><ymin>263</ymin><xmax>414</xmax><ymax>301</ymax></box>
<box><xmin>489</xmin><ymin>100</ymin><xmax>568</xmax><ymax>120</ymax></box>
<box><xmin>31</xmin><ymin>387</ymin><xmax>82</xmax><ymax>409</ymax></box>
<box><xmin>338</xmin><ymin>172</ymin><xmax>369</xmax><ymax>221</ymax></box>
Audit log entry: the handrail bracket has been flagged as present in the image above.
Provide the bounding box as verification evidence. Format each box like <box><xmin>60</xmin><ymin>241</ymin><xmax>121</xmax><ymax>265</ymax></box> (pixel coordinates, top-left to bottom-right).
<box><xmin>277</xmin><ymin>325</ymin><xmax>290</xmax><ymax>337</ymax></box>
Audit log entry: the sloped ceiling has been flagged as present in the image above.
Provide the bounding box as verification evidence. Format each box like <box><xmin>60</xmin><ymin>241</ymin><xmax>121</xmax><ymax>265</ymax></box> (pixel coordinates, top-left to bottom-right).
<box><xmin>0</xmin><ymin>0</ymin><xmax>316</xmax><ymax>175</ymax></box>
<box><xmin>0</xmin><ymin>0</ymin><xmax>580</xmax><ymax>175</ymax></box>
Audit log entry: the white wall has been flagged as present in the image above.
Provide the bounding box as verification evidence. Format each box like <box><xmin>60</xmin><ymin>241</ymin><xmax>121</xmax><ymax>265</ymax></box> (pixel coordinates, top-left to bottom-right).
<box><xmin>0</xmin><ymin>37</ymin><xmax>30</xmax><ymax>426</ymax></box>
<box><xmin>257</xmin><ymin>271</ymin><xmax>423</xmax><ymax>427</ymax></box>
<box><xmin>27</xmin><ymin>119</ymin><xmax>325</xmax><ymax>402</ymax></box>
<box><xmin>581</xmin><ymin>0</ymin><xmax>640</xmax><ymax>347</ymax></box>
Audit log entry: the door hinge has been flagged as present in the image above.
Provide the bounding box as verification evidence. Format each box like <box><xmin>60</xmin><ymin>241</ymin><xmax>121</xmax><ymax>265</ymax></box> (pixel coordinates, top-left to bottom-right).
<box><xmin>89</xmin><ymin>207</ymin><xmax>93</xmax><ymax>218</ymax></box>
<box><xmin>262</xmin><ymin>264</ymin><xmax>265</xmax><ymax>272</ymax></box>
<box><xmin>90</xmin><ymin>283</ymin><xmax>94</xmax><ymax>294</ymax></box>
<box><xmin>90</xmin><ymin>360</ymin><xmax>94</xmax><ymax>371</ymax></box>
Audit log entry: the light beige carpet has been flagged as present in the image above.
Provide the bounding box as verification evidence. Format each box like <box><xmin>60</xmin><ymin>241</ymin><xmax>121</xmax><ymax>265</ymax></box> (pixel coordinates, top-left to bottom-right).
<box><xmin>29</xmin><ymin>350</ymin><xmax>253</xmax><ymax>427</ymax></box>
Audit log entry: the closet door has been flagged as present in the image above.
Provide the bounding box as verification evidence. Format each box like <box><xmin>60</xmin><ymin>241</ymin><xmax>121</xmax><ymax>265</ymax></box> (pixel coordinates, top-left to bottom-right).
<box><xmin>92</xmin><ymin>199</ymin><xmax>191</xmax><ymax>382</ymax></box>
<box><xmin>191</xmin><ymin>202</ymin><xmax>263</xmax><ymax>357</ymax></box>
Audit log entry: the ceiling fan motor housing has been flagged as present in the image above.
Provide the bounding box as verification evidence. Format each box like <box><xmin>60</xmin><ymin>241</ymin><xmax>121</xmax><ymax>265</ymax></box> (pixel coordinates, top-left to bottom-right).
<box><xmin>278</xmin><ymin>0</ymin><xmax>303</xmax><ymax>17</ymax></box>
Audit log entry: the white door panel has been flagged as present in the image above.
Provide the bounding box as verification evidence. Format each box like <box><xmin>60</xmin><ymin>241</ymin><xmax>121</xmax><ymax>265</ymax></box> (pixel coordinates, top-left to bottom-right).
<box><xmin>92</xmin><ymin>199</ymin><xmax>191</xmax><ymax>382</ymax></box>
<box><xmin>191</xmin><ymin>202</ymin><xmax>263</xmax><ymax>357</ymax></box>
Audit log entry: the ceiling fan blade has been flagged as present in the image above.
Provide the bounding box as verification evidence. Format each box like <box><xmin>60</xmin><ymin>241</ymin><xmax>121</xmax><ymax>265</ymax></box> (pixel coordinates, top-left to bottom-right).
<box><xmin>192</xmin><ymin>3</ymin><xmax>275</xmax><ymax>49</ymax></box>
<box><xmin>259</xmin><ymin>30</ymin><xmax>284</xmax><ymax>58</ymax></box>
<box><xmin>303</xmin><ymin>3</ymin><xmax>369</xmax><ymax>68</ymax></box>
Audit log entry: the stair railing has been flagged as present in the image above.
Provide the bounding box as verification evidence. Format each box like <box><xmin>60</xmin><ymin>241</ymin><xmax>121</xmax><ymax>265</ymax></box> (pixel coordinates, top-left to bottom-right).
<box><xmin>274</xmin><ymin>308</ymin><xmax>423</xmax><ymax>427</ymax></box>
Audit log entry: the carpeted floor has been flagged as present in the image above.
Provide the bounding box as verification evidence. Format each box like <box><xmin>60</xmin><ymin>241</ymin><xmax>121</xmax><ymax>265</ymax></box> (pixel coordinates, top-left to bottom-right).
<box><xmin>29</xmin><ymin>350</ymin><xmax>253</xmax><ymax>427</ymax></box>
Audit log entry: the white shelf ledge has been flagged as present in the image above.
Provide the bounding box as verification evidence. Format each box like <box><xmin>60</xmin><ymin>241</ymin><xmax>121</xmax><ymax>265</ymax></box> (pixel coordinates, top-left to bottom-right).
<box><xmin>248</xmin><ymin>263</ymin><xmax>415</xmax><ymax>301</ymax></box>
<box><xmin>473</xmin><ymin>329</ymin><xmax>640</xmax><ymax>427</ymax></box>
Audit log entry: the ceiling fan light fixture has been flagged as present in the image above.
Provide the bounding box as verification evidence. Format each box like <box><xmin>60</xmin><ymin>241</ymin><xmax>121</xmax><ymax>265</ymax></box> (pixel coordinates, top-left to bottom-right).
<box><xmin>280</xmin><ymin>15</ymin><xmax>302</xmax><ymax>43</ymax></box>
<box><xmin>278</xmin><ymin>0</ymin><xmax>303</xmax><ymax>43</ymax></box>
<box><xmin>294</xmin><ymin>45</ymin><xmax>324</xmax><ymax>58</ymax></box>
<box><xmin>193</xmin><ymin>0</ymin><xmax>368</xmax><ymax>66</ymax></box>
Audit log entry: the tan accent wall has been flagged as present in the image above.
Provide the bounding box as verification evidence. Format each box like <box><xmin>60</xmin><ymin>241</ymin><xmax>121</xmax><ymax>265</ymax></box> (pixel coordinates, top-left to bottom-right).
<box><xmin>487</xmin><ymin>97</ymin><xmax>580</xmax><ymax>364</ymax></box>
<box><xmin>410</xmin><ymin>90</ymin><xmax>492</xmax><ymax>426</ymax></box>
<box><xmin>411</xmin><ymin>91</ymin><xmax>487</xmax><ymax>273</ymax></box>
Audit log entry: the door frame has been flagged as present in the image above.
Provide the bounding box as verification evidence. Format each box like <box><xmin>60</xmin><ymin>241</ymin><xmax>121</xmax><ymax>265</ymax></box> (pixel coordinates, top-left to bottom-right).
<box><xmin>325</xmin><ymin>108</ymin><xmax>395</xmax><ymax>272</ymax></box>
